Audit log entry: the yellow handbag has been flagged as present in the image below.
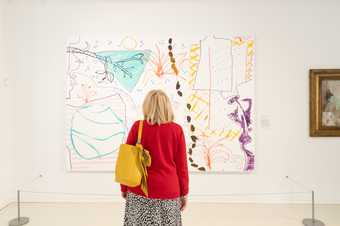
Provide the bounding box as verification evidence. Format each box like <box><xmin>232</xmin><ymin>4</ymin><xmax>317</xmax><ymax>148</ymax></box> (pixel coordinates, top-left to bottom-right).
<box><xmin>115</xmin><ymin>120</ymin><xmax>151</xmax><ymax>196</ymax></box>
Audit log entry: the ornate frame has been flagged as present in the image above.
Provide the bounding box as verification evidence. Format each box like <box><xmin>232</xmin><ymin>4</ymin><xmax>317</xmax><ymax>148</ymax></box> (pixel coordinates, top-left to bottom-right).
<box><xmin>310</xmin><ymin>69</ymin><xmax>340</xmax><ymax>136</ymax></box>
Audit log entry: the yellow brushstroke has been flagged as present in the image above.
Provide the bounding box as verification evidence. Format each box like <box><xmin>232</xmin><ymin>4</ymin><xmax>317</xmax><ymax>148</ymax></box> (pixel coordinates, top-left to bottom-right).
<box><xmin>195</xmin><ymin>110</ymin><xmax>203</xmax><ymax>120</ymax></box>
<box><xmin>202</xmin><ymin>129</ymin><xmax>241</xmax><ymax>140</ymax></box>
<box><xmin>232</xmin><ymin>37</ymin><xmax>245</xmax><ymax>46</ymax></box>
<box><xmin>229</xmin><ymin>130</ymin><xmax>241</xmax><ymax>139</ymax></box>
<box><xmin>190</xmin><ymin>94</ymin><xmax>209</xmax><ymax>105</ymax></box>
<box><xmin>245</xmin><ymin>39</ymin><xmax>255</xmax><ymax>81</ymax></box>
<box><xmin>188</xmin><ymin>100</ymin><xmax>198</xmax><ymax>112</ymax></box>
<box><xmin>188</xmin><ymin>44</ymin><xmax>200</xmax><ymax>86</ymax></box>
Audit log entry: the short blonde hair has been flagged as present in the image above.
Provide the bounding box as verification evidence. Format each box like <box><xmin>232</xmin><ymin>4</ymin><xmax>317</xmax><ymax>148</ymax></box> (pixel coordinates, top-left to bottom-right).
<box><xmin>143</xmin><ymin>90</ymin><xmax>174</xmax><ymax>125</ymax></box>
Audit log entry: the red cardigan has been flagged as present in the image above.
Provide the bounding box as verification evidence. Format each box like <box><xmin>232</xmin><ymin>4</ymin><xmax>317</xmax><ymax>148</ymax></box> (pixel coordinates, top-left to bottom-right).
<box><xmin>120</xmin><ymin>120</ymin><xmax>189</xmax><ymax>199</ymax></box>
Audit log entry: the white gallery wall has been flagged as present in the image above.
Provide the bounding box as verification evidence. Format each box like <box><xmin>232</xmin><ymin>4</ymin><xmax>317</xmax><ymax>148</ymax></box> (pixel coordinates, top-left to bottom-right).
<box><xmin>0</xmin><ymin>0</ymin><xmax>14</xmax><ymax>208</ymax></box>
<box><xmin>3</xmin><ymin>0</ymin><xmax>340</xmax><ymax>204</ymax></box>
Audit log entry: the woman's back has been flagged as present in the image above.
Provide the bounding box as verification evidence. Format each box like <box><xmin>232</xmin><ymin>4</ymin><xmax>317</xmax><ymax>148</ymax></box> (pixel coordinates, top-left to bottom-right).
<box><xmin>120</xmin><ymin>89</ymin><xmax>188</xmax><ymax>226</ymax></box>
<box><xmin>122</xmin><ymin>120</ymin><xmax>189</xmax><ymax>199</ymax></box>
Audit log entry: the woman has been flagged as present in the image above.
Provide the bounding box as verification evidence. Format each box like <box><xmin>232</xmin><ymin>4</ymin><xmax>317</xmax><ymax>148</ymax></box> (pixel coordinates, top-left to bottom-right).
<box><xmin>121</xmin><ymin>89</ymin><xmax>189</xmax><ymax>226</ymax></box>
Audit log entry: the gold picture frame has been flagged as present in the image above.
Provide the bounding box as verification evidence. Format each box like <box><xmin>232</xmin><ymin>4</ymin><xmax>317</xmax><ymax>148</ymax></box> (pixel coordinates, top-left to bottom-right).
<box><xmin>310</xmin><ymin>69</ymin><xmax>340</xmax><ymax>136</ymax></box>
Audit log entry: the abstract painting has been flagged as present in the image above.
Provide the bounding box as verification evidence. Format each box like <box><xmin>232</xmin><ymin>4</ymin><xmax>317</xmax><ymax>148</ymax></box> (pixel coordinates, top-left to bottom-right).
<box><xmin>65</xmin><ymin>35</ymin><xmax>255</xmax><ymax>172</ymax></box>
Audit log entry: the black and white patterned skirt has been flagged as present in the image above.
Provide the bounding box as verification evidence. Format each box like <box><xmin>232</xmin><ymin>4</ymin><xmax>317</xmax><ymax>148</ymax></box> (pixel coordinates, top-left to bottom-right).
<box><xmin>124</xmin><ymin>192</ymin><xmax>182</xmax><ymax>226</ymax></box>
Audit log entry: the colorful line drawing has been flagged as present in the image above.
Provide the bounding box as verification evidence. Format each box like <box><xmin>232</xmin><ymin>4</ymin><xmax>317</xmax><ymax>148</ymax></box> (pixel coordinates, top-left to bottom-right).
<box><xmin>185</xmin><ymin>36</ymin><xmax>255</xmax><ymax>172</ymax></box>
<box><xmin>67</xmin><ymin>47</ymin><xmax>151</xmax><ymax>91</ymax></box>
<box><xmin>67</xmin><ymin>99</ymin><xmax>127</xmax><ymax>160</ymax></box>
<box><xmin>65</xmin><ymin>36</ymin><xmax>255</xmax><ymax>172</ymax></box>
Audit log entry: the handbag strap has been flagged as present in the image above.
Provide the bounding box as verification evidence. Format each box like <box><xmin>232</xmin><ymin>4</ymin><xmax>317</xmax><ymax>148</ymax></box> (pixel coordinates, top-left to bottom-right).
<box><xmin>137</xmin><ymin>120</ymin><xmax>143</xmax><ymax>144</ymax></box>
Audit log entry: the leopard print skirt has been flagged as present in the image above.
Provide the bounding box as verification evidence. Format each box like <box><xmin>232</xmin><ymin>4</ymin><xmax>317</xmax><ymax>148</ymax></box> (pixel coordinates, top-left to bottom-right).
<box><xmin>124</xmin><ymin>192</ymin><xmax>182</xmax><ymax>226</ymax></box>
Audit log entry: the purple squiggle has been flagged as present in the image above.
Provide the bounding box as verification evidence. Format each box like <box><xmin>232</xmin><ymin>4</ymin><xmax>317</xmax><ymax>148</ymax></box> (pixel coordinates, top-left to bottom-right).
<box><xmin>228</xmin><ymin>95</ymin><xmax>254</xmax><ymax>171</ymax></box>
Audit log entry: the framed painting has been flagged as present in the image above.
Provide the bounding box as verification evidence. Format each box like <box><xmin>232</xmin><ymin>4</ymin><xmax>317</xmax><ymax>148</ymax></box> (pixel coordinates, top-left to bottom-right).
<box><xmin>310</xmin><ymin>69</ymin><xmax>340</xmax><ymax>136</ymax></box>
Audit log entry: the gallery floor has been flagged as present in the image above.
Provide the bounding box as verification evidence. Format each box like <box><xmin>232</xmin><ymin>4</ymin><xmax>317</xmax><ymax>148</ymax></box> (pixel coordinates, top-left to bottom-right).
<box><xmin>0</xmin><ymin>202</ymin><xmax>339</xmax><ymax>226</ymax></box>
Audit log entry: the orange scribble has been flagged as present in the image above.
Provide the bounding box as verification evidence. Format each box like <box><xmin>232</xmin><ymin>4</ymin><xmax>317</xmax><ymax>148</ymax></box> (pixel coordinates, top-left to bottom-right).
<box><xmin>205</xmin><ymin>148</ymin><xmax>213</xmax><ymax>170</ymax></box>
<box><xmin>149</xmin><ymin>44</ymin><xmax>168</xmax><ymax>77</ymax></box>
<box><xmin>149</xmin><ymin>43</ymin><xmax>188</xmax><ymax>78</ymax></box>
<box><xmin>202</xmin><ymin>140</ymin><xmax>226</xmax><ymax>171</ymax></box>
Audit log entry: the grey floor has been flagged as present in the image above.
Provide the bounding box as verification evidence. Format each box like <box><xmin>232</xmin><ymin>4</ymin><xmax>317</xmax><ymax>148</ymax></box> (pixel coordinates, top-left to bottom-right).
<box><xmin>1</xmin><ymin>202</ymin><xmax>339</xmax><ymax>226</ymax></box>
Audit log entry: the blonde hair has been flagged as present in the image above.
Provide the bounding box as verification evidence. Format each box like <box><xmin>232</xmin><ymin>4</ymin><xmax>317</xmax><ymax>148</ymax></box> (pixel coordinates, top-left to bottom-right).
<box><xmin>143</xmin><ymin>89</ymin><xmax>174</xmax><ymax>125</ymax></box>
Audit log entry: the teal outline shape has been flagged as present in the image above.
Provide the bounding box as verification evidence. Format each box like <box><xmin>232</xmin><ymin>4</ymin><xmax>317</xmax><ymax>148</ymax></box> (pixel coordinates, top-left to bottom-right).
<box><xmin>96</xmin><ymin>50</ymin><xmax>151</xmax><ymax>91</ymax></box>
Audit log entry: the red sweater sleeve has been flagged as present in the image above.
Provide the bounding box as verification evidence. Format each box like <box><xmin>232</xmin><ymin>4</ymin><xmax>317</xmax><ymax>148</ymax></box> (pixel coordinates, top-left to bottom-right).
<box><xmin>126</xmin><ymin>121</ymin><xmax>139</xmax><ymax>145</ymax></box>
<box><xmin>175</xmin><ymin>127</ymin><xmax>189</xmax><ymax>196</ymax></box>
<box><xmin>120</xmin><ymin>121</ymin><xmax>139</xmax><ymax>193</ymax></box>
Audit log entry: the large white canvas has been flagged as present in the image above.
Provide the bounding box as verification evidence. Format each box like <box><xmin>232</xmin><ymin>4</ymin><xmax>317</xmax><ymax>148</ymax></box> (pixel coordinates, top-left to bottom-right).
<box><xmin>65</xmin><ymin>35</ymin><xmax>255</xmax><ymax>172</ymax></box>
